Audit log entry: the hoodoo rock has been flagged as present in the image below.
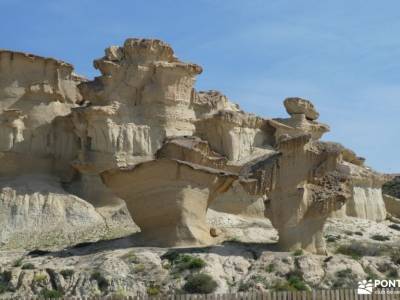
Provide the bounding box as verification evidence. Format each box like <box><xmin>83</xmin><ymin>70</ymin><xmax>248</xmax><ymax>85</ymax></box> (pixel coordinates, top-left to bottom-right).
<box><xmin>0</xmin><ymin>39</ymin><xmax>390</xmax><ymax>254</ymax></box>
<box><xmin>284</xmin><ymin>97</ymin><xmax>319</xmax><ymax>120</ymax></box>
<box><xmin>263</xmin><ymin>136</ymin><xmax>351</xmax><ymax>254</ymax></box>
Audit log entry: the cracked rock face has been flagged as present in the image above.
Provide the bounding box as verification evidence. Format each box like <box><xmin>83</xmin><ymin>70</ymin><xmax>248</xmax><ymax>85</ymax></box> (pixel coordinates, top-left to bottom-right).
<box><xmin>0</xmin><ymin>38</ymin><xmax>389</xmax><ymax>254</ymax></box>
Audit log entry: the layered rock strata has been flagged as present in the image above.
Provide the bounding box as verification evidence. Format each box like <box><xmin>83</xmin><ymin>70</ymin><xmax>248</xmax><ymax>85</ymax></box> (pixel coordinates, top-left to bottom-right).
<box><xmin>0</xmin><ymin>39</ymin><xmax>389</xmax><ymax>254</ymax></box>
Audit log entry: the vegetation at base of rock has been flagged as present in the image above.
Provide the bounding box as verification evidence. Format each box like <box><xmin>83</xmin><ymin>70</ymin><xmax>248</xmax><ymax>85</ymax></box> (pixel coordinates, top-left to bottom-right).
<box><xmin>335</xmin><ymin>242</ymin><xmax>386</xmax><ymax>260</ymax></box>
<box><xmin>284</xmin><ymin>270</ymin><xmax>308</xmax><ymax>291</ymax></box>
<box><xmin>336</xmin><ymin>245</ymin><xmax>363</xmax><ymax>259</ymax></box>
<box><xmin>134</xmin><ymin>264</ymin><xmax>145</xmax><ymax>273</ymax></box>
<box><xmin>370</xmin><ymin>234</ymin><xmax>390</xmax><ymax>241</ymax></box>
<box><xmin>33</xmin><ymin>273</ymin><xmax>47</xmax><ymax>283</ymax></box>
<box><xmin>112</xmin><ymin>288</ymin><xmax>128</xmax><ymax>300</ymax></box>
<box><xmin>91</xmin><ymin>271</ymin><xmax>109</xmax><ymax>291</ymax></box>
<box><xmin>162</xmin><ymin>252</ymin><xmax>206</xmax><ymax>272</ymax></box>
<box><xmin>0</xmin><ymin>282</ymin><xmax>7</xmax><ymax>294</ymax></box>
<box><xmin>364</xmin><ymin>266</ymin><xmax>378</xmax><ymax>280</ymax></box>
<box><xmin>183</xmin><ymin>273</ymin><xmax>218</xmax><ymax>294</ymax></box>
<box><xmin>238</xmin><ymin>275</ymin><xmax>268</xmax><ymax>292</ymax></box>
<box><xmin>2</xmin><ymin>271</ymin><xmax>11</xmax><ymax>283</ymax></box>
<box><xmin>176</xmin><ymin>255</ymin><xmax>206</xmax><ymax>271</ymax></box>
<box><xmin>147</xmin><ymin>285</ymin><xmax>160</xmax><ymax>296</ymax></box>
<box><xmin>391</xmin><ymin>249</ymin><xmax>400</xmax><ymax>265</ymax></box>
<box><xmin>60</xmin><ymin>269</ymin><xmax>74</xmax><ymax>278</ymax></box>
<box><xmin>21</xmin><ymin>263</ymin><xmax>35</xmax><ymax>270</ymax></box>
<box><xmin>266</xmin><ymin>263</ymin><xmax>275</xmax><ymax>273</ymax></box>
<box><xmin>325</xmin><ymin>235</ymin><xmax>341</xmax><ymax>243</ymax></box>
<box><xmin>39</xmin><ymin>288</ymin><xmax>63</xmax><ymax>299</ymax></box>
<box><xmin>387</xmin><ymin>268</ymin><xmax>399</xmax><ymax>279</ymax></box>
<box><xmin>332</xmin><ymin>268</ymin><xmax>358</xmax><ymax>288</ymax></box>
<box><xmin>292</xmin><ymin>249</ymin><xmax>303</xmax><ymax>256</ymax></box>
<box><xmin>122</xmin><ymin>251</ymin><xmax>139</xmax><ymax>263</ymax></box>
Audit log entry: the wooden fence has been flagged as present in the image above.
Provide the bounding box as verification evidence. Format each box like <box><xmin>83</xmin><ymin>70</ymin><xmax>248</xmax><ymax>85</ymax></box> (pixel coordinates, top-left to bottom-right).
<box><xmin>1</xmin><ymin>289</ymin><xmax>399</xmax><ymax>299</ymax></box>
<box><xmin>128</xmin><ymin>289</ymin><xmax>399</xmax><ymax>300</ymax></box>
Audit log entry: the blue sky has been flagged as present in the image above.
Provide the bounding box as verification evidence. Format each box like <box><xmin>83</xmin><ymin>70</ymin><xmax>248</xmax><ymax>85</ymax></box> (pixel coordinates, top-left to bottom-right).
<box><xmin>1</xmin><ymin>0</ymin><xmax>398</xmax><ymax>172</ymax></box>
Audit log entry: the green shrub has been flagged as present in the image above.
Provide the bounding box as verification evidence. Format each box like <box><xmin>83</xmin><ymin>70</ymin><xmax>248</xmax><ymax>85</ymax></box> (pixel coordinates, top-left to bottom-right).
<box><xmin>387</xmin><ymin>268</ymin><xmax>399</xmax><ymax>279</ymax></box>
<box><xmin>390</xmin><ymin>249</ymin><xmax>400</xmax><ymax>265</ymax></box>
<box><xmin>325</xmin><ymin>235</ymin><xmax>341</xmax><ymax>243</ymax></box>
<box><xmin>91</xmin><ymin>271</ymin><xmax>109</xmax><ymax>291</ymax></box>
<box><xmin>161</xmin><ymin>250</ymin><xmax>179</xmax><ymax>262</ymax></box>
<box><xmin>336</xmin><ymin>245</ymin><xmax>361</xmax><ymax>259</ymax></box>
<box><xmin>162</xmin><ymin>252</ymin><xmax>206</xmax><ymax>270</ymax></box>
<box><xmin>147</xmin><ymin>286</ymin><xmax>160</xmax><ymax>296</ymax></box>
<box><xmin>364</xmin><ymin>267</ymin><xmax>378</xmax><ymax>280</ymax></box>
<box><xmin>183</xmin><ymin>273</ymin><xmax>218</xmax><ymax>294</ymax></box>
<box><xmin>238</xmin><ymin>280</ymin><xmax>252</xmax><ymax>292</ymax></box>
<box><xmin>60</xmin><ymin>269</ymin><xmax>74</xmax><ymax>278</ymax></box>
<box><xmin>112</xmin><ymin>288</ymin><xmax>127</xmax><ymax>300</ymax></box>
<box><xmin>285</xmin><ymin>270</ymin><xmax>308</xmax><ymax>291</ymax></box>
<box><xmin>134</xmin><ymin>264</ymin><xmax>145</xmax><ymax>273</ymax></box>
<box><xmin>335</xmin><ymin>243</ymin><xmax>382</xmax><ymax>260</ymax></box>
<box><xmin>371</xmin><ymin>234</ymin><xmax>390</xmax><ymax>241</ymax></box>
<box><xmin>33</xmin><ymin>273</ymin><xmax>47</xmax><ymax>283</ymax></box>
<box><xmin>39</xmin><ymin>288</ymin><xmax>63</xmax><ymax>299</ymax></box>
<box><xmin>0</xmin><ymin>282</ymin><xmax>7</xmax><ymax>294</ymax></box>
<box><xmin>266</xmin><ymin>263</ymin><xmax>275</xmax><ymax>273</ymax></box>
<box><xmin>21</xmin><ymin>263</ymin><xmax>35</xmax><ymax>270</ymax></box>
<box><xmin>273</xmin><ymin>280</ymin><xmax>297</xmax><ymax>291</ymax></box>
<box><xmin>165</xmin><ymin>254</ymin><xmax>206</xmax><ymax>272</ymax></box>
<box><xmin>292</xmin><ymin>249</ymin><xmax>303</xmax><ymax>256</ymax></box>
<box><xmin>122</xmin><ymin>251</ymin><xmax>139</xmax><ymax>263</ymax></box>
<box><xmin>177</xmin><ymin>255</ymin><xmax>206</xmax><ymax>270</ymax></box>
<box><xmin>2</xmin><ymin>271</ymin><xmax>11</xmax><ymax>283</ymax></box>
<box><xmin>238</xmin><ymin>275</ymin><xmax>268</xmax><ymax>292</ymax></box>
<box><xmin>332</xmin><ymin>268</ymin><xmax>358</xmax><ymax>288</ymax></box>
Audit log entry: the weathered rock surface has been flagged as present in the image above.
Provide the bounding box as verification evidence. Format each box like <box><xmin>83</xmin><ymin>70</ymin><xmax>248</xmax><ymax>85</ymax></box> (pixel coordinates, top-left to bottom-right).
<box><xmin>0</xmin><ymin>38</ymin><xmax>391</xmax><ymax>256</ymax></box>
<box><xmin>0</xmin><ymin>50</ymin><xmax>137</xmax><ymax>250</ymax></box>
<box><xmin>331</xmin><ymin>162</ymin><xmax>387</xmax><ymax>221</ymax></box>
<box><xmin>262</xmin><ymin>136</ymin><xmax>351</xmax><ymax>254</ymax></box>
<box><xmin>383</xmin><ymin>174</ymin><xmax>400</xmax><ymax>199</ymax></box>
<box><xmin>0</xmin><ymin>174</ymin><xmax>136</xmax><ymax>250</ymax></box>
<box><xmin>0</xmin><ymin>215</ymin><xmax>399</xmax><ymax>298</ymax></box>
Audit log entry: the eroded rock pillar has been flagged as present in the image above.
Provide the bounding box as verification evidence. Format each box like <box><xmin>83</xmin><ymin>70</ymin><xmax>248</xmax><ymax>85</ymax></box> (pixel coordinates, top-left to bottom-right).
<box><xmin>102</xmin><ymin>159</ymin><xmax>236</xmax><ymax>246</ymax></box>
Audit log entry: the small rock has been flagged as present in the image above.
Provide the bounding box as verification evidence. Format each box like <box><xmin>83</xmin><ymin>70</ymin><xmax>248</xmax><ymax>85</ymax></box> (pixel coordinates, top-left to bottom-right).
<box><xmin>284</xmin><ymin>97</ymin><xmax>319</xmax><ymax>120</ymax></box>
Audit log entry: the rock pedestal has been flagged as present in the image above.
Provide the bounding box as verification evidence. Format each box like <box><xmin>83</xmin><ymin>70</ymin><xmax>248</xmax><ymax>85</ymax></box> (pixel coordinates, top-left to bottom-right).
<box><xmin>102</xmin><ymin>159</ymin><xmax>237</xmax><ymax>246</ymax></box>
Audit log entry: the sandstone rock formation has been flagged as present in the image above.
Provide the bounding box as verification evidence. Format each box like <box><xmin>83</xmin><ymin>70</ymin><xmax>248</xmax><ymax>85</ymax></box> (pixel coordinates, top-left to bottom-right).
<box><xmin>262</xmin><ymin>135</ymin><xmax>351</xmax><ymax>254</ymax></box>
<box><xmin>331</xmin><ymin>161</ymin><xmax>387</xmax><ymax>221</ymax></box>
<box><xmin>0</xmin><ymin>50</ymin><xmax>136</xmax><ymax>250</ymax></box>
<box><xmin>0</xmin><ymin>39</ymin><xmax>390</xmax><ymax>255</ymax></box>
<box><xmin>382</xmin><ymin>175</ymin><xmax>400</xmax><ymax>218</ymax></box>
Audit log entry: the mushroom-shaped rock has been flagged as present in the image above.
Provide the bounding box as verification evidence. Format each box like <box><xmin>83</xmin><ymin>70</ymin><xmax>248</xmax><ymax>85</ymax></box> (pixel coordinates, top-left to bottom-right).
<box><xmin>101</xmin><ymin>159</ymin><xmax>237</xmax><ymax>246</ymax></box>
<box><xmin>76</xmin><ymin>38</ymin><xmax>203</xmax><ymax>165</ymax></box>
<box><xmin>270</xmin><ymin>98</ymin><xmax>329</xmax><ymax>141</ymax></box>
<box><xmin>261</xmin><ymin>135</ymin><xmax>351</xmax><ymax>254</ymax></box>
<box><xmin>284</xmin><ymin>97</ymin><xmax>319</xmax><ymax>120</ymax></box>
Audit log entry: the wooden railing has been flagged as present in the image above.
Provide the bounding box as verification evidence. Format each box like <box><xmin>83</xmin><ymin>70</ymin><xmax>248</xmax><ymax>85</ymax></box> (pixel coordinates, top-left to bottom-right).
<box><xmin>2</xmin><ymin>289</ymin><xmax>399</xmax><ymax>300</ymax></box>
<box><xmin>132</xmin><ymin>289</ymin><xmax>398</xmax><ymax>300</ymax></box>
